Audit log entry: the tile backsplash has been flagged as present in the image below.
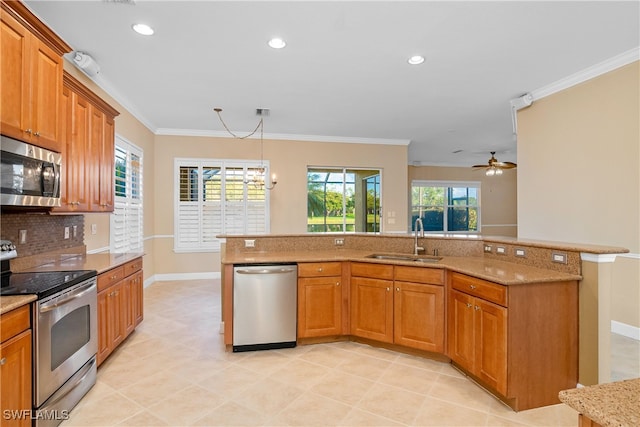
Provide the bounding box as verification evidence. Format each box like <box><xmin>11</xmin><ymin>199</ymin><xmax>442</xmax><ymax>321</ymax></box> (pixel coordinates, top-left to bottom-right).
<box><xmin>0</xmin><ymin>212</ymin><xmax>84</xmax><ymax>257</ymax></box>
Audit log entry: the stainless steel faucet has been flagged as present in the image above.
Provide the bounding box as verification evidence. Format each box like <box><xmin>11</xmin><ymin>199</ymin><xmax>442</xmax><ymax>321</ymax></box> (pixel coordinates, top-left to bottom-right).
<box><xmin>414</xmin><ymin>218</ymin><xmax>424</xmax><ymax>255</ymax></box>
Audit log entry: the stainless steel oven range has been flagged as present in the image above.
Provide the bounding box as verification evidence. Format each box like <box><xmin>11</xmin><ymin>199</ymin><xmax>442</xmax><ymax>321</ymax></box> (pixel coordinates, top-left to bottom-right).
<box><xmin>1</xmin><ymin>241</ymin><xmax>97</xmax><ymax>427</ymax></box>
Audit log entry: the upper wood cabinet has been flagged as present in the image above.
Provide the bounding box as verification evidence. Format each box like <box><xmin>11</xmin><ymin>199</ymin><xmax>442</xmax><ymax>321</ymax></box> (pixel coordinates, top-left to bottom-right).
<box><xmin>0</xmin><ymin>1</ymin><xmax>71</xmax><ymax>152</ymax></box>
<box><xmin>55</xmin><ymin>72</ymin><xmax>119</xmax><ymax>213</ymax></box>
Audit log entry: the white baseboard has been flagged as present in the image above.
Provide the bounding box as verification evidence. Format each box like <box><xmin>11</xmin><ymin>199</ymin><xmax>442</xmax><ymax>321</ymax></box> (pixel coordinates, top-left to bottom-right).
<box><xmin>611</xmin><ymin>320</ymin><xmax>640</xmax><ymax>340</ymax></box>
<box><xmin>143</xmin><ymin>272</ymin><xmax>221</xmax><ymax>287</ymax></box>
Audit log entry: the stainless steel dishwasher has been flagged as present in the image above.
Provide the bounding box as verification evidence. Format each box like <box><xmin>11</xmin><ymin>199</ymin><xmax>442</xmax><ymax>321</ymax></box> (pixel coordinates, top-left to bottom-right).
<box><xmin>233</xmin><ymin>264</ymin><xmax>297</xmax><ymax>352</ymax></box>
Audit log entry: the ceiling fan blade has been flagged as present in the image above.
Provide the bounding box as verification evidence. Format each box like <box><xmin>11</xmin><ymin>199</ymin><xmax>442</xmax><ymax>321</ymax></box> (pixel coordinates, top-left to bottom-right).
<box><xmin>472</xmin><ymin>164</ymin><xmax>489</xmax><ymax>168</ymax></box>
<box><xmin>495</xmin><ymin>161</ymin><xmax>517</xmax><ymax>169</ymax></box>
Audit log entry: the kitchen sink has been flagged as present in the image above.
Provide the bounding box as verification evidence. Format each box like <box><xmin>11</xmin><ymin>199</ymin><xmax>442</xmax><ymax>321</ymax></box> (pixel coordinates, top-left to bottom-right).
<box><xmin>365</xmin><ymin>253</ymin><xmax>442</xmax><ymax>263</ymax></box>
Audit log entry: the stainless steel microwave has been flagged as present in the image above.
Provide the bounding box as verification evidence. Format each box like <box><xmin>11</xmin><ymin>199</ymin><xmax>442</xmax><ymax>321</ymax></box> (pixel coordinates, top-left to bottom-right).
<box><xmin>1</xmin><ymin>135</ymin><xmax>61</xmax><ymax>207</ymax></box>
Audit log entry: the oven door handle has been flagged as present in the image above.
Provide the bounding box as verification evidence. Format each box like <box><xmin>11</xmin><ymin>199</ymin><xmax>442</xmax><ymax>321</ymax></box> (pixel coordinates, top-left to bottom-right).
<box><xmin>39</xmin><ymin>282</ymin><xmax>96</xmax><ymax>313</ymax></box>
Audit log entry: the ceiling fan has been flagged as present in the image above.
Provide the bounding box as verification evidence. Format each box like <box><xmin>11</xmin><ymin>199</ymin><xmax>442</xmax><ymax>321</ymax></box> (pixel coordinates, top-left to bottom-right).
<box><xmin>472</xmin><ymin>152</ymin><xmax>517</xmax><ymax>176</ymax></box>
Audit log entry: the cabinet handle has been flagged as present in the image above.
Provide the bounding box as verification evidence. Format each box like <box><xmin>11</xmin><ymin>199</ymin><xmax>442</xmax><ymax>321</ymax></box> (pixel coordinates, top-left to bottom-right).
<box><xmin>0</xmin><ymin>357</ymin><xmax>6</xmax><ymax>365</ymax></box>
<box><xmin>336</xmin><ymin>282</ymin><xmax>340</xmax><ymax>286</ymax></box>
<box><xmin>386</xmin><ymin>287</ymin><xmax>390</xmax><ymax>292</ymax></box>
<box><xmin>475</xmin><ymin>305</ymin><xmax>480</xmax><ymax>311</ymax></box>
<box><xmin>34</xmin><ymin>131</ymin><xmax>40</xmax><ymax>136</ymax></box>
<box><xmin>25</xmin><ymin>128</ymin><xmax>32</xmax><ymax>134</ymax></box>
<box><xmin>318</xmin><ymin>267</ymin><xmax>323</xmax><ymax>272</ymax></box>
<box><xmin>470</xmin><ymin>285</ymin><xmax>477</xmax><ymax>290</ymax></box>
<box><xmin>466</xmin><ymin>303</ymin><xmax>472</xmax><ymax>308</ymax></box>
<box><xmin>111</xmin><ymin>275</ymin><xmax>118</xmax><ymax>280</ymax></box>
<box><xmin>396</xmin><ymin>287</ymin><xmax>400</xmax><ymax>292</ymax></box>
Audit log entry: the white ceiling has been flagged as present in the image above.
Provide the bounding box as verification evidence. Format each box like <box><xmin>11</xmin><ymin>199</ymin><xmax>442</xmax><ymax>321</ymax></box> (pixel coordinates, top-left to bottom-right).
<box><xmin>24</xmin><ymin>1</ymin><xmax>639</xmax><ymax>167</ymax></box>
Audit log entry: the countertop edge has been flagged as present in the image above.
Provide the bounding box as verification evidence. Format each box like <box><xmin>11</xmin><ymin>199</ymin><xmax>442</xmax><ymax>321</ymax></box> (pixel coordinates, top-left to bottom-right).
<box><xmin>1</xmin><ymin>294</ymin><xmax>37</xmax><ymax>315</ymax></box>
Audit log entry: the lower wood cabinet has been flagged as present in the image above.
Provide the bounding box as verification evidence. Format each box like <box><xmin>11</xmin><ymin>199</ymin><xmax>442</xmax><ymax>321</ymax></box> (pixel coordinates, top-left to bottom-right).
<box><xmin>447</xmin><ymin>271</ymin><xmax>578</xmax><ymax>411</ymax></box>
<box><xmin>297</xmin><ymin>262</ymin><xmax>344</xmax><ymax>338</ymax></box>
<box><xmin>350</xmin><ymin>262</ymin><xmax>445</xmax><ymax>352</ymax></box>
<box><xmin>0</xmin><ymin>305</ymin><xmax>32</xmax><ymax>427</ymax></box>
<box><xmin>97</xmin><ymin>257</ymin><xmax>143</xmax><ymax>366</ymax></box>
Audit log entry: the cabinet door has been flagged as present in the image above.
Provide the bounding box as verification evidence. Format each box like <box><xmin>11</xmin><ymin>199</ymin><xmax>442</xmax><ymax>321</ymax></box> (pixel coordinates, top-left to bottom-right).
<box><xmin>99</xmin><ymin>115</ymin><xmax>115</xmax><ymax>212</ymax></box>
<box><xmin>475</xmin><ymin>298</ymin><xmax>507</xmax><ymax>395</ymax></box>
<box><xmin>350</xmin><ymin>276</ymin><xmax>393</xmax><ymax>343</ymax></box>
<box><xmin>122</xmin><ymin>277</ymin><xmax>135</xmax><ymax>337</ymax></box>
<box><xmin>394</xmin><ymin>281</ymin><xmax>444</xmax><ymax>352</ymax></box>
<box><xmin>0</xmin><ymin>330</ymin><xmax>32</xmax><ymax>427</ymax></box>
<box><xmin>67</xmin><ymin>92</ymin><xmax>90</xmax><ymax>210</ymax></box>
<box><xmin>298</xmin><ymin>276</ymin><xmax>342</xmax><ymax>338</ymax></box>
<box><xmin>29</xmin><ymin>37</ymin><xmax>62</xmax><ymax>151</ymax></box>
<box><xmin>0</xmin><ymin>9</ymin><xmax>31</xmax><ymax>143</ymax></box>
<box><xmin>447</xmin><ymin>289</ymin><xmax>475</xmax><ymax>371</ymax></box>
<box><xmin>88</xmin><ymin>106</ymin><xmax>104</xmax><ymax>210</ymax></box>
<box><xmin>109</xmin><ymin>282</ymin><xmax>125</xmax><ymax>349</ymax></box>
<box><xmin>96</xmin><ymin>289</ymin><xmax>110</xmax><ymax>366</ymax></box>
<box><xmin>132</xmin><ymin>271</ymin><xmax>144</xmax><ymax>327</ymax></box>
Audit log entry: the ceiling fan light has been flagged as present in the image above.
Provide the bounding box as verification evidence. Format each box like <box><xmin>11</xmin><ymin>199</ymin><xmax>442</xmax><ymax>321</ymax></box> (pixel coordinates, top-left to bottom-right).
<box><xmin>495</xmin><ymin>168</ymin><xmax>503</xmax><ymax>175</ymax></box>
<box><xmin>485</xmin><ymin>168</ymin><xmax>495</xmax><ymax>176</ymax></box>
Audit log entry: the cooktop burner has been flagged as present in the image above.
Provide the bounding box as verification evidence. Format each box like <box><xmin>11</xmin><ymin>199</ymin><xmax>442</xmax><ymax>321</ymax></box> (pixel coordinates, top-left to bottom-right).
<box><xmin>1</xmin><ymin>270</ymin><xmax>97</xmax><ymax>299</ymax></box>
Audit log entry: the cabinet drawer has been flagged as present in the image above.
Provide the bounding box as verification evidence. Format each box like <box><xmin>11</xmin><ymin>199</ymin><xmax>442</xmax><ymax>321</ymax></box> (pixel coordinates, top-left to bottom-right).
<box><xmin>124</xmin><ymin>258</ymin><xmax>143</xmax><ymax>277</ymax></box>
<box><xmin>1</xmin><ymin>304</ymin><xmax>30</xmax><ymax>343</ymax></box>
<box><xmin>350</xmin><ymin>262</ymin><xmax>394</xmax><ymax>280</ymax></box>
<box><xmin>298</xmin><ymin>262</ymin><xmax>342</xmax><ymax>277</ymax></box>
<box><xmin>395</xmin><ymin>266</ymin><xmax>444</xmax><ymax>285</ymax></box>
<box><xmin>450</xmin><ymin>272</ymin><xmax>507</xmax><ymax>307</ymax></box>
<box><xmin>98</xmin><ymin>266</ymin><xmax>125</xmax><ymax>292</ymax></box>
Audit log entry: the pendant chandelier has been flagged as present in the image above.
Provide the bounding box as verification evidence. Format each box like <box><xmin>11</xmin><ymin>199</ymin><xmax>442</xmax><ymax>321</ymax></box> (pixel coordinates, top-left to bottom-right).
<box><xmin>214</xmin><ymin>108</ymin><xmax>278</xmax><ymax>190</ymax></box>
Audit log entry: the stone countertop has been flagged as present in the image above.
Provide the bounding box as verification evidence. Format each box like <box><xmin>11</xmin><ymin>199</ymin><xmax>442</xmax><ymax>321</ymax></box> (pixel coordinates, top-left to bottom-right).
<box><xmin>219</xmin><ymin>233</ymin><xmax>629</xmax><ymax>255</ymax></box>
<box><xmin>1</xmin><ymin>295</ymin><xmax>37</xmax><ymax>315</ymax></box>
<box><xmin>559</xmin><ymin>378</ymin><xmax>640</xmax><ymax>427</ymax></box>
<box><xmin>13</xmin><ymin>252</ymin><xmax>144</xmax><ymax>275</ymax></box>
<box><xmin>222</xmin><ymin>250</ymin><xmax>581</xmax><ymax>285</ymax></box>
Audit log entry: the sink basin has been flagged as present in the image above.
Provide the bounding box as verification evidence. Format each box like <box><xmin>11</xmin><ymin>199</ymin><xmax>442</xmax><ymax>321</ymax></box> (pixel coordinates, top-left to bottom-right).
<box><xmin>365</xmin><ymin>253</ymin><xmax>442</xmax><ymax>263</ymax></box>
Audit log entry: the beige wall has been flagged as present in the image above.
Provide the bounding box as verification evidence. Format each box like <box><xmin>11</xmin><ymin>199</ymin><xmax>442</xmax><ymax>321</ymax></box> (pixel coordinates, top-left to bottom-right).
<box><xmin>408</xmin><ymin>165</ymin><xmax>517</xmax><ymax>237</ymax></box>
<box><xmin>517</xmin><ymin>61</ymin><xmax>640</xmax><ymax>330</ymax></box>
<box><xmin>152</xmin><ymin>135</ymin><xmax>408</xmax><ymax>275</ymax></box>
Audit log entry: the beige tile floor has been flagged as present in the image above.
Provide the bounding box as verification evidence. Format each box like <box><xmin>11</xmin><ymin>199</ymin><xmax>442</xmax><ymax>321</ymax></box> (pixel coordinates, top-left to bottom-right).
<box><xmin>62</xmin><ymin>279</ymin><xmax>586</xmax><ymax>427</ymax></box>
<box><xmin>610</xmin><ymin>332</ymin><xmax>640</xmax><ymax>382</ymax></box>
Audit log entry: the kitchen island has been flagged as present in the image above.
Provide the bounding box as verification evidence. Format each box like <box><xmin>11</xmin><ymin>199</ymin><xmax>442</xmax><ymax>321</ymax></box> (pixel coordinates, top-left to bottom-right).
<box><xmin>217</xmin><ymin>233</ymin><xmax>611</xmax><ymax>411</ymax></box>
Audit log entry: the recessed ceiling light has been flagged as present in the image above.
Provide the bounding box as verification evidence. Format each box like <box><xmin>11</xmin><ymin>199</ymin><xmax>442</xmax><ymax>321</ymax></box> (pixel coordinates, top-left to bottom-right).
<box><xmin>407</xmin><ymin>55</ymin><xmax>425</xmax><ymax>65</ymax></box>
<box><xmin>132</xmin><ymin>23</ymin><xmax>154</xmax><ymax>36</ymax></box>
<box><xmin>268</xmin><ymin>38</ymin><xmax>286</xmax><ymax>49</ymax></box>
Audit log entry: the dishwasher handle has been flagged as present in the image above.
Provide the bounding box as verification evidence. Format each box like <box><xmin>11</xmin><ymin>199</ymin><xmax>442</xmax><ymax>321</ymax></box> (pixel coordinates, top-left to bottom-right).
<box><xmin>235</xmin><ymin>267</ymin><xmax>297</xmax><ymax>275</ymax></box>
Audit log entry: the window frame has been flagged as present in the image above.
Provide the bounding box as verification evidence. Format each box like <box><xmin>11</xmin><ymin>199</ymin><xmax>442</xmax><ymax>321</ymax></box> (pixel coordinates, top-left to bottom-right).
<box><xmin>110</xmin><ymin>135</ymin><xmax>143</xmax><ymax>253</ymax></box>
<box><xmin>410</xmin><ymin>180</ymin><xmax>481</xmax><ymax>234</ymax></box>
<box><xmin>174</xmin><ymin>158</ymin><xmax>271</xmax><ymax>253</ymax></box>
<box><xmin>307</xmin><ymin>166</ymin><xmax>382</xmax><ymax>233</ymax></box>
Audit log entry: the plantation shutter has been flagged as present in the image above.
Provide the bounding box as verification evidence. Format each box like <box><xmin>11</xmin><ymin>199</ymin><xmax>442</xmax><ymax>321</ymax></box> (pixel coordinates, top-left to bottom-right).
<box><xmin>110</xmin><ymin>138</ymin><xmax>143</xmax><ymax>253</ymax></box>
<box><xmin>175</xmin><ymin>160</ymin><xmax>269</xmax><ymax>252</ymax></box>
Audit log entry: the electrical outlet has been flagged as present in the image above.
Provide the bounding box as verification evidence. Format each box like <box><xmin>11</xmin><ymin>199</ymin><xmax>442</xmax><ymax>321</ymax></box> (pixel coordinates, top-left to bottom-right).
<box><xmin>64</xmin><ymin>227</ymin><xmax>70</xmax><ymax>239</ymax></box>
<box><xmin>484</xmin><ymin>245</ymin><xmax>492</xmax><ymax>253</ymax></box>
<box><xmin>496</xmin><ymin>246</ymin><xmax>506</xmax><ymax>255</ymax></box>
<box><xmin>73</xmin><ymin>225</ymin><xmax>78</xmax><ymax>238</ymax></box>
<box><xmin>19</xmin><ymin>230</ymin><xmax>27</xmax><ymax>244</ymax></box>
<box><xmin>244</xmin><ymin>239</ymin><xmax>255</xmax><ymax>248</ymax></box>
<box><xmin>515</xmin><ymin>248</ymin><xmax>526</xmax><ymax>257</ymax></box>
<box><xmin>334</xmin><ymin>238</ymin><xmax>345</xmax><ymax>246</ymax></box>
<box><xmin>552</xmin><ymin>252</ymin><xmax>568</xmax><ymax>264</ymax></box>
<box><xmin>91</xmin><ymin>224</ymin><xmax>97</xmax><ymax>235</ymax></box>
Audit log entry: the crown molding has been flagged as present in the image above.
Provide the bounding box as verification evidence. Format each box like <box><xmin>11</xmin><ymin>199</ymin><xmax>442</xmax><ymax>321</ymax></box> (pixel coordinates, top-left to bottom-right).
<box><xmin>531</xmin><ymin>47</ymin><xmax>639</xmax><ymax>101</ymax></box>
<box><xmin>155</xmin><ymin>128</ymin><xmax>411</xmax><ymax>146</ymax></box>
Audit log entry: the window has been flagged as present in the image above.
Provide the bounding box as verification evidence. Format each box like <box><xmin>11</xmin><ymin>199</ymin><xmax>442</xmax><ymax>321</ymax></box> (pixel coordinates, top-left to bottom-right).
<box><xmin>174</xmin><ymin>159</ymin><xmax>269</xmax><ymax>252</ymax></box>
<box><xmin>110</xmin><ymin>136</ymin><xmax>143</xmax><ymax>253</ymax></box>
<box><xmin>410</xmin><ymin>181</ymin><xmax>480</xmax><ymax>233</ymax></box>
<box><xmin>307</xmin><ymin>167</ymin><xmax>381</xmax><ymax>233</ymax></box>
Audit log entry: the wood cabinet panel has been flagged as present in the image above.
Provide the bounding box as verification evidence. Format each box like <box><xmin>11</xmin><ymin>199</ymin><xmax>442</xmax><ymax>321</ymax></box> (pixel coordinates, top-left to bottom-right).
<box><xmin>0</xmin><ymin>4</ymin><xmax>67</xmax><ymax>152</ymax></box>
<box><xmin>0</xmin><ymin>330</ymin><xmax>32</xmax><ymax>427</ymax></box>
<box><xmin>350</xmin><ymin>262</ymin><xmax>393</xmax><ymax>280</ymax></box>
<box><xmin>394</xmin><ymin>281</ymin><xmax>444</xmax><ymax>352</ymax></box>
<box><xmin>0</xmin><ymin>304</ymin><xmax>29</xmax><ymax>343</ymax></box>
<box><xmin>96</xmin><ymin>257</ymin><xmax>143</xmax><ymax>366</ymax></box>
<box><xmin>298</xmin><ymin>276</ymin><xmax>342</xmax><ymax>338</ymax></box>
<box><xmin>450</xmin><ymin>272</ymin><xmax>507</xmax><ymax>307</ymax></box>
<box><xmin>298</xmin><ymin>262</ymin><xmax>342</xmax><ymax>278</ymax></box>
<box><xmin>350</xmin><ymin>276</ymin><xmax>394</xmax><ymax>343</ymax></box>
<box><xmin>394</xmin><ymin>265</ymin><xmax>444</xmax><ymax>285</ymax></box>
